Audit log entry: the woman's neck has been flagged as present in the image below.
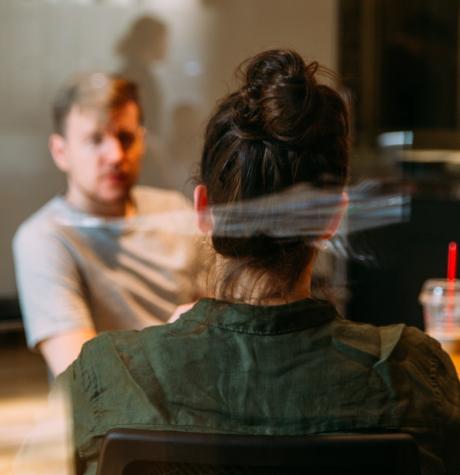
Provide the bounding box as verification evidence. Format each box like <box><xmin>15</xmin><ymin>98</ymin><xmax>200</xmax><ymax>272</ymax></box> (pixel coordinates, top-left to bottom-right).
<box><xmin>214</xmin><ymin>255</ymin><xmax>314</xmax><ymax>306</ymax></box>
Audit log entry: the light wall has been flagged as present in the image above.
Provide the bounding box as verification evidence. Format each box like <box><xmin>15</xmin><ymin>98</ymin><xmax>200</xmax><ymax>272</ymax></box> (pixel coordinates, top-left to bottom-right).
<box><xmin>0</xmin><ymin>0</ymin><xmax>337</xmax><ymax>297</ymax></box>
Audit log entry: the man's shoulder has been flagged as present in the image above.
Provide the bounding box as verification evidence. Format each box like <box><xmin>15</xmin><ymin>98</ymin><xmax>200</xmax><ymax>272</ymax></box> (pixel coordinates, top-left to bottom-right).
<box><xmin>133</xmin><ymin>186</ymin><xmax>192</xmax><ymax>214</ymax></box>
<box><xmin>14</xmin><ymin>196</ymin><xmax>67</xmax><ymax>247</ymax></box>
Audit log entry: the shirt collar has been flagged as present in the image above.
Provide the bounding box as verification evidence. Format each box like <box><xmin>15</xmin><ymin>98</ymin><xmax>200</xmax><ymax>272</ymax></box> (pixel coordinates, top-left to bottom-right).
<box><xmin>184</xmin><ymin>298</ymin><xmax>340</xmax><ymax>335</ymax></box>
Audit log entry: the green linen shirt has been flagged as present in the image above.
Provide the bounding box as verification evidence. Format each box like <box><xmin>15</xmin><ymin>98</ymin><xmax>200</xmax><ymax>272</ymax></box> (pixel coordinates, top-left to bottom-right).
<box><xmin>60</xmin><ymin>298</ymin><xmax>460</xmax><ymax>475</ymax></box>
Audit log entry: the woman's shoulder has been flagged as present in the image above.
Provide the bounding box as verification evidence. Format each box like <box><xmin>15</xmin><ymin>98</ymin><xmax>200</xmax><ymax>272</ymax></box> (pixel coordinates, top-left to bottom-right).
<box><xmin>396</xmin><ymin>325</ymin><xmax>460</xmax><ymax>388</ymax></box>
<box><xmin>332</xmin><ymin>318</ymin><xmax>455</xmax><ymax>372</ymax></box>
<box><xmin>332</xmin><ymin>318</ymin><xmax>405</xmax><ymax>364</ymax></box>
<box><xmin>78</xmin><ymin>327</ymin><xmax>168</xmax><ymax>364</ymax></box>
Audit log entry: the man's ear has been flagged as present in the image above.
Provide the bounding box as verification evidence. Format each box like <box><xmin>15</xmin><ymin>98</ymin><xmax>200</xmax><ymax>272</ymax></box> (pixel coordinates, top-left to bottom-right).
<box><xmin>322</xmin><ymin>191</ymin><xmax>348</xmax><ymax>240</ymax></box>
<box><xmin>49</xmin><ymin>134</ymin><xmax>69</xmax><ymax>172</ymax></box>
<box><xmin>194</xmin><ymin>184</ymin><xmax>213</xmax><ymax>233</ymax></box>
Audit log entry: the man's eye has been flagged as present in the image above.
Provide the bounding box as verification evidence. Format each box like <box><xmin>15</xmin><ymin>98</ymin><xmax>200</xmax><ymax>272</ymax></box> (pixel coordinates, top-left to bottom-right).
<box><xmin>118</xmin><ymin>132</ymin><xmax>136</xmax><ymax>150</ymax></box>
<box><xmin>90</xmin><ymin>133</ymin><xmax>104</xmax><ymax>145</ymax></box>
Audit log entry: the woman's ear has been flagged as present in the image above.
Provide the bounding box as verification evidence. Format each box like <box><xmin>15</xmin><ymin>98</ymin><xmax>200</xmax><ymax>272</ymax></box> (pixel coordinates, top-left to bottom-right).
<box><xmin>194</xmin><ymin>184</ymin><xmax>213</xmax><ymax>233</ymax></box>
<box><xmin>322</xmin><ymin>191</ymin><xmax>348</xmax><ymax>240</ymax></box>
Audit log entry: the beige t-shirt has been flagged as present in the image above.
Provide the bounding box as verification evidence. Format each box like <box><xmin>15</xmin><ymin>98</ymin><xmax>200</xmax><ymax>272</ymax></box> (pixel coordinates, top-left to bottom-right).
<box><xmin>13</xmin><ymin>186</ymin><xmax>207</xmax><ymax>348</ymax></box>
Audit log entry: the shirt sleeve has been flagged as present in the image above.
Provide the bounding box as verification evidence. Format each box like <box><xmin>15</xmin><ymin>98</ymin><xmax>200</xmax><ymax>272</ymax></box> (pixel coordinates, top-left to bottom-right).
<box><xmin>13</xmin><ymin>223</ymin><xmax>94</xmax><ymax>349</ymax></box>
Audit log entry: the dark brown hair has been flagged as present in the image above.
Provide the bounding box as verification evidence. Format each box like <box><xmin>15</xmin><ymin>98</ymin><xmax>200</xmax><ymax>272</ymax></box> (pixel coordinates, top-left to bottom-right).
<box><xmin>52</xmin><ymin>72</ymin><xmax>143</xmax><ymax>135</ymax></box>
<box><xmin>199</xmin><ymin>49</ymin><xmax>350</xmax><ymax>301</ymax></box>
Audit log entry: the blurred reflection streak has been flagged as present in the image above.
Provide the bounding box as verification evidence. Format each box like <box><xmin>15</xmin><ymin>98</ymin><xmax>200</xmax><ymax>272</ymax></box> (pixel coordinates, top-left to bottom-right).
<box><xmin>50</xmin><ymin>180</ymin><xmax>410</xmax><ymax>265</ymax></box>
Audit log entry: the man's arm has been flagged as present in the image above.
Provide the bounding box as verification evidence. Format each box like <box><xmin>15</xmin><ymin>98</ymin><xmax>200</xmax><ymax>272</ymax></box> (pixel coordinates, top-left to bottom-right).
<box><xmin>13</xmin><ymin>220</ymin><xmax>96</xmax><ymax>374</ymax></box>
<box><xmin>39</xmin><ymin>328</ymin><xmax>96</xmax><ymax>376</ymax></box>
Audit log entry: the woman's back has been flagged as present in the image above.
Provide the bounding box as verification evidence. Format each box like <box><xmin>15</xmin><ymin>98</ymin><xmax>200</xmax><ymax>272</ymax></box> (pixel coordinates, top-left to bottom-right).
<box><xmin>65</xmin><ymin>298</ymin><xmax>460</xmax><ymax>475</ymax></box>
<box><xmin>61</xmin><ymin>49</ymin><xmax>460</xmax><ymax>475</ymax></box>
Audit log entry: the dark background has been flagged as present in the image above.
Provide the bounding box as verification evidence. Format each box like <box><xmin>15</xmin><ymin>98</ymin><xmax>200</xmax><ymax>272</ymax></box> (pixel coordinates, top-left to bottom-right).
<box><xmin>340</xmin><ymin>0</ymin><xmax>460</xmax><ymax>328</ymax></box>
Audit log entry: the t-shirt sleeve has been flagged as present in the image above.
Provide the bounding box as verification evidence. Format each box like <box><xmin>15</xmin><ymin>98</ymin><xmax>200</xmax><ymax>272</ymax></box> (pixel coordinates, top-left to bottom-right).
<box><xmin>13</xmin><ymin>223</ymin><xmax>94</xmax><ymax>349</ymax></box>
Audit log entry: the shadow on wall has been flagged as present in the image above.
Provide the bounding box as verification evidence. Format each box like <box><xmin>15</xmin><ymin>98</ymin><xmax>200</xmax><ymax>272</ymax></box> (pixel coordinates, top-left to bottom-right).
<box><xmin>116</xmin><ymin>15</ymin><xmax>167</xmax><ymax>136</ymax></box>
<box><xmin>115</xmin><ymin>16</ymin><xmax>170</xmax><ymax>190</ymax></box>
<box><xmin>115</xmin><ymin>15</ymin><xmax>204</xmax><ymax>198</ymax></box>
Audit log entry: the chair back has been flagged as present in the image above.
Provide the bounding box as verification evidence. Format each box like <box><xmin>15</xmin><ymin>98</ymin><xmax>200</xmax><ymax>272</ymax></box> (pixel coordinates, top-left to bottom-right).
<box><xmin>96</xmin><ymin>429</ymin><xmax>421</xmax><ymax>475</ymax></box>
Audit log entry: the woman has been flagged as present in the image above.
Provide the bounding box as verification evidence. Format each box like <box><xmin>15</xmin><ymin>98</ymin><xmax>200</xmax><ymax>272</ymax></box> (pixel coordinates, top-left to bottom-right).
<box><xmin>61</xmin><ymin>49</ymin><xmax>460</xmax><ymax>475</ymax></box>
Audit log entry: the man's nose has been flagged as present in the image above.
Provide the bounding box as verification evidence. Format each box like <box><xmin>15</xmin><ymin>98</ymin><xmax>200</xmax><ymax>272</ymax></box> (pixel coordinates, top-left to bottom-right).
<box><xmin>103</xmin><ymin>135</ymin><xmax>124</xmax><ymax>163</ymax></box>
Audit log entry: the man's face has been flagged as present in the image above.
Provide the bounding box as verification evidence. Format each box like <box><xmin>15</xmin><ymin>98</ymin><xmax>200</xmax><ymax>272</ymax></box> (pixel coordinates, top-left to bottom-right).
<box><xmin>51</xmin><ymin>101</ymin><xmax>144</xmax><ymax>216</ymax></box>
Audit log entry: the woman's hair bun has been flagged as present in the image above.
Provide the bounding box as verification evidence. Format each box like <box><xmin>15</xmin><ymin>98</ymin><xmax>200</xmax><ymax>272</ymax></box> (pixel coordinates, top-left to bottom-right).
<box><xmin>199</xmin><ymin>48</ymin><xmax>350</xmax><ymax>300</ymax></box>
<box><xmin>236</xmin><ymin>49</ymin><xmax>319</xmax><ymax>143</ymax></box>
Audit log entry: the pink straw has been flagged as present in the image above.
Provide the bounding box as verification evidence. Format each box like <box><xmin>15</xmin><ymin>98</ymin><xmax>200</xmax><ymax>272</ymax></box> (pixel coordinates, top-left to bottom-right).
<box><xmin>448</xmin><ymin>242</ymin><xmax>458</xmax><ymax>281</ymax></box>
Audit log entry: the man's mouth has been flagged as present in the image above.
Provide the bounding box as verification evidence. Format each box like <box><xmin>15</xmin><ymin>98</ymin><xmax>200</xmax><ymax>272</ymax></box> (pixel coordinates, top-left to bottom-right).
<box><xmin>103</xmin><ymin>172</ymin><xmax>129</xmax><ymax>184</ymax></box>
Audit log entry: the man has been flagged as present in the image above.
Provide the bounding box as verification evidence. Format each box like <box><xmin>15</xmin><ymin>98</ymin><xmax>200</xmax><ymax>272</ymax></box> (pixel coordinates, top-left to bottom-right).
<box><xmin>13</xmin><ymin>73</ymin><xmax>205</xmax><ymax>376</ymax></box>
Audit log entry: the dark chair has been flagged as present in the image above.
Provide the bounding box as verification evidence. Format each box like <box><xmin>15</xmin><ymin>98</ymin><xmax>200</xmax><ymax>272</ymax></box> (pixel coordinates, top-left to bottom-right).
<box><xmin>96</xmin><ymin>429</ymin><xmax>421</xmax><ymax>475</ymax></box>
